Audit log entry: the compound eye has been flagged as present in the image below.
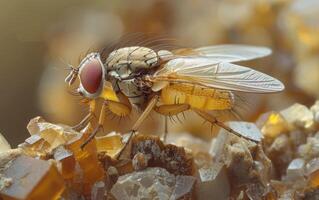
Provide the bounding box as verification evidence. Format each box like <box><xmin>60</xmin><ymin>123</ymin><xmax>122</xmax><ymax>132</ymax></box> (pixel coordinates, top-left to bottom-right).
<box><xmin>79</xmin><ymin>58</ymin><xmax>103</xmax><ymax>94</ymax></box>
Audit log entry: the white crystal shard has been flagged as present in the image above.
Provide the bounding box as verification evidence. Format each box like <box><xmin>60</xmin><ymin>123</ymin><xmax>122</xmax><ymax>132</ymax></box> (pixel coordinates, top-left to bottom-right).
<box><xmin>0</xmin><ymin>133</ymin><xmax>11</xmax><ymax>153</ymax></box>
<box><xmin>91</xmin><ymin>181</ymin><xmax>105</xmax><ymax>200</ymax></box>
<box><xmin>224</xmin><ymin>121</ymin><xmax>263</xmax><ymax>142</ymax></box>
<box><xmin>170</xmin><ymin>175</ymin><xmax>196</xmax><ymax>200</ymax></box>
<box><xmin>286</xmin><ymin>158</ymin><xmax>305</xmax><ymax>181</ymax></box>
<box><xmin>280</xmin><ymin>103</ymin><xmax>314</xmax><ymax>129</ymax></box>
<box><xmin>196</xmin><ymin>166</ymin><xmax>230</xmax><ymax>200</ymax></box>
<box><xmin>305</xmin><ymin>158</ymin><xmax>319</xmax><ymax>176</ymax></box>
<box><xmin>110</xmin><ymin>167</ymin><xmax>194</xmax><ymax>200</ymax></box>
<box><xmin>310</xmin><ymin>101</ymin><xmax>319</xmax><ymax>123</ymax></box>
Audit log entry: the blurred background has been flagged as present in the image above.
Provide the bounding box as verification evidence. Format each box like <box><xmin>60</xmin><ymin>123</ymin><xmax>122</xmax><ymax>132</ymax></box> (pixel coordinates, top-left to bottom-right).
<box><xmin>0</xmin><ymin>0</ymin><xmax>318</xmax><ymax>146</ymax></box>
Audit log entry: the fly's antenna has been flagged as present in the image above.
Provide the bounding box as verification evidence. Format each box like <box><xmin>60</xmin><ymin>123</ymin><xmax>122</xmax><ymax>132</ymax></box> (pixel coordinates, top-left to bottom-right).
<box><xmin>64</xmin><ymin>65</ymin><xmax>79</xmax><ymax>86</ymax></box>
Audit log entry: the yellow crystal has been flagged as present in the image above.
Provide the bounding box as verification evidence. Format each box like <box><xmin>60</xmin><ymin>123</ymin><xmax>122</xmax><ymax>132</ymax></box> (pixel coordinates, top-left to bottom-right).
<box><xmin>0</xmin><ymin>155</ymin><xmax>65</xmax><ymax>200</ymax></box>
<box><xmin>95</xmin><ymin>132</ymin><xmax>123</xmax><ymax>157</ymax></box>
<box><xmin>65</xmin><ymin>133</ymin><xmax>104</xmax><ymax>185</ymax></box>
<box><xmin>257</xmin><ymin>111</ymin><xmax>290</xmax><ymax>139</ymax></box>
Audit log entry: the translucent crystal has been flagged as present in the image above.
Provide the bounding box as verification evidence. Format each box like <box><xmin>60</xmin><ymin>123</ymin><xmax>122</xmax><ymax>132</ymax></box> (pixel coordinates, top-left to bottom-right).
<box><xmin>53</xmin><ymin>146</ymin><xmax>76</xmax><ymax>179</ymax></box>
<box><xmin>310</xmin><ymin>100</ymin><xmax>319</xmax><ymax>123</ymax></box>
<box><xmin>267</xmin><ymin>134</ymin><xmax>293</xmax><ymax>176</ymax></box>
<box><xmin>256</xmin><ymin>111</ymin><xmax>289</xmax><ymax>139</ymax></box>
<box><xmin>170</xmin><ymin>175</ymin><xmax>196</xmax><ymax>200</ymax></box>
<box><xmin>280</xmin><ymin>103</ymin><xmax>314</xmax><ymax>129</ymax></box>
<box><xmin>18</xmin><ymin>134</ymin><xmax>51</xmax><ymax>157</ymax></box>
<box><xmin>26</xmin><ymin>116</ymin><xmax>45</xmax><ymax>135</ymax></box>
<box><xmin>226</xmin><ymin>121</ymin><xmax>263</xmax><ymax>142</ymax></box>
<box><xmin>297</xmin><ymin>135</ymin><xmax>319</xmax><ymax>161</ymax></box>
<box><xmin>306</xmin><ymin>158</ymin><xmax>319</xmax><ymax>188</ymax></box>
<box><xmin>91</xmin><ymin>181</ymin><xmax>105</xmax><ymax>200</ymax></box>
<box><xmin>65</xmin><ymin>133</ymin><xmax>104</xmax><ymax>185</ymax></box>
<box><xmin>196</xmin><ymin>162</ymin><xmax>230</xmax><ymax>200</ymax></box>
<box><xmin>286</xmin><ymin>158</ymin><xmax>305</xmax><ymax>181</ymax></box>
<box><xmin>26</xmin><ymin>118</ymin><xmax>79</xmax><ymax>152</ymax></box>
<box><xmin>226</xmin><ymin>141</ymin><xmax>254</xmax><ymax>184</ymax></box>
<box><xmin>0</xmin><ymin>133</ymin><xmax>11</xmax><ymax>153</ymax></box>
<box><xmin>305</xmin><ymin>158</ymin><xmax>319</xmax><ymax>176</ymax></box>
<box><xmin>167</xmin><ymin>133</ymin><xmax>210</xmax><ymax>154</ymax></box>
<box><xmin>209</xmin><ymin>130</ymin><xmax>230</xmax><ymax>163</ymax></box>
<box><xmin>110</xmin><ymin>167</ymin><xmax>194</xmax><ymax>200</ymax></box>
<box><xmin>95</xmin><ymin>132</ymin><xmax>123</xmax><ymax>157</ymax></box>
<box><xmin>0</xmin><ymin>155</ymin><xmax>65</xmax><ymax>200</ymax></box>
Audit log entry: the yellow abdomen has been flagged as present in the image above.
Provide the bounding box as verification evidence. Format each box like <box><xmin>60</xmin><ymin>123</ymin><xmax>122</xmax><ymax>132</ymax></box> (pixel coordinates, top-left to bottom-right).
<box><xmin>160</xmin><ymin>83</ymin><xmax>233</xmax><ymax>110</ymax></box>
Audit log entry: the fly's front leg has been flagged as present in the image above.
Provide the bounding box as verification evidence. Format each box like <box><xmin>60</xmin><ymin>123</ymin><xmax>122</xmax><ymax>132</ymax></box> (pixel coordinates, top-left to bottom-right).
<box><xmin>72</xmin><ymin>100</ymin><xmax>96</xmax><ymax>131</ymax></box>
<box><xmin>192</xmin><ymin>108</ymin><xmax>258</xmax><ymax>142</ymax></box>
<box><xmin>154</xmin><ymin>104</ymin><xmax>190</xmax><ymax>142</ymax></box>
<box><xmin>116</xmin><ymin>95</ymin><xmax>160</xmax><ymax>160</ymax></box>
<box><xmin>80</xmin><ymin>101</ymin><xmax>107</xmax><ymax>149</ymax></box>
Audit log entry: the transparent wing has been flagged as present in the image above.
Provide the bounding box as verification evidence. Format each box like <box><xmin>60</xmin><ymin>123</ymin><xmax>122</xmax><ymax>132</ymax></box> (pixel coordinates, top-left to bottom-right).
<box><xmin>153</xmin><ymin>57</ymin><xmax>285</xmax><ymax>93</ymax></box>
<box><xmin>194</xmin><ymin>45</ymin><xmax>272</xmax><ymax>63</ymax></box>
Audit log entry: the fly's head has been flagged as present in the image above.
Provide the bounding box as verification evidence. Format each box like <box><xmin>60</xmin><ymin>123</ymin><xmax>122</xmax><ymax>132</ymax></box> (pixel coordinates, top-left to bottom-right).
<box><xmin>65</xmin><ymin>53</ymin><xmax>105</xmax><ymax>99</ymax></box>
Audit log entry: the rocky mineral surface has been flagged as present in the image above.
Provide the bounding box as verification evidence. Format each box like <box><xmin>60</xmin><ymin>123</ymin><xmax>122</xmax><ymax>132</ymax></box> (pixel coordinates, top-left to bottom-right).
<box><xmin>0</xmin><ymin>101</ymin><xmax>319</xmax><ymax>199</ymax></box>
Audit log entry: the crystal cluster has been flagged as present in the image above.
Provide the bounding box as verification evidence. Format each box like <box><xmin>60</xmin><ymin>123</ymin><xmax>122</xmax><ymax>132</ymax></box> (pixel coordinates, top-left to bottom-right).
<box><xmin>1</xmin><ymin>101</ymin><xmax>319</xmax><ymax>199</ymax></box>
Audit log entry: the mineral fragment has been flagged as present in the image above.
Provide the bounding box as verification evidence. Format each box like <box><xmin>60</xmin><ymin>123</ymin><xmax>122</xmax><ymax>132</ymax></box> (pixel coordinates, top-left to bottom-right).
<box><xmin>0</xmin><ymin>155</ymin><xmax>65</xmax><ymax>200</ymax></box>
<box><xmin>95</xmin><ymin>132</ymin><xmax>123</xmax><ymax>157</ymax></box>
<box><xmin>53</xmin><ymin>145</ymin><xmax>76</xmax><ymax>179</ymax></box>
<box><xmin>280</xmin><ymin>103</ymin><xmax>315</xmax><ymax>130</ymax></box>
<box><xmin>285</xmin><ymin>158</ymin><xmax>305</xmax><ymax>182</ymax></box>
<box><xmin>131</xmin><ymin>134</ymin><xmax>194</xmax><ymax>176</ymax></box>
<box><xmin>65</xmin><ymin>133</ymin><xmax>104</xmax><ymax>185</ymax></box>
<box><xmin>0</xmin><ymin>134</ymin><xmax>11</xmax><ymax>153</ymax></box>
<box><xmin>310</xmin><ymin>100</ymin><xmax>319</xmax><ymax>123</ymax></box>
<box><xmin>91</xmin><ymin>181</ymin><xmax>106</xmax><ymax>200</ymax></box>
<box><xmin>256</xmin><ymin>111</ymin><xmax>289</xmax><ymax>140</ymax></box>
<box><xmin>195</xmin><ymin>158</ymin><xmax>230</xmax><ymax>200</ymax></box>
<box><xmin>110</xmin><ymin>167</ymin><xmax>195</xmax><ymax>200</ymax></box>
<box><xmin>226</xmin><ymin>121</ymin><xmax>263</xmax><ymax>142</ymax></box>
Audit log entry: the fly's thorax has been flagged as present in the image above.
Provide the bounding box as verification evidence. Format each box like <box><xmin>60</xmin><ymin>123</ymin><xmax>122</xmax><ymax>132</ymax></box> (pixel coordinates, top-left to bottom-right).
<box><xmin>105</xmin><ymin>46</ymin><xmax>160</xmax><ymax>79</ymax></box>
<box><xmin>117</xmin><ymin>79</ymin><xmax>146</xmax><ymax>106</ymax></box>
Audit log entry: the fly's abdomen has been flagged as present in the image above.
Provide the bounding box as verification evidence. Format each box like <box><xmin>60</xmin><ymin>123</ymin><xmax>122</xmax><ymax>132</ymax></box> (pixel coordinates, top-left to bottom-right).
<box><xmin>160</xmin><ymin>83</ymin><xmax>234</xmax><ymax>110</ymax></box>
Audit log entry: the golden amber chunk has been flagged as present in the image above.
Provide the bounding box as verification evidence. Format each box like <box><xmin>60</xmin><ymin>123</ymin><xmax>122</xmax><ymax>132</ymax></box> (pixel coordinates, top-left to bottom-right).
<box><xmin>0</xmin><ymin>155</ymin><xmax>65</xmax><ymax>200</ymax></box>
<box><xmin>53</xmin><ymin>146</ymin><xmax>76</xmax><ymax>179</ymax></box>
<box><xmin>18</xmin><ymin>135</ymin><xmax>51</xmax><ymax>157</ymax></box>
<box><xmin>308</xmin><ymin>170</ymin><xmax>319</xmax><ymax>188</ymax></box>
<box><xmin>95</xmin><ymin>132</ymin><xmax>123</xmax><ymax>157</ymax></box>
<box><xmin>65</xmin><ymin>133</ymin><xmax>104</xmax><ymax>185</ymax></box>
<box><xmin>256</xmin><ymin>111</ymin><xmax>290</xmax><ymax>139</ymax></box>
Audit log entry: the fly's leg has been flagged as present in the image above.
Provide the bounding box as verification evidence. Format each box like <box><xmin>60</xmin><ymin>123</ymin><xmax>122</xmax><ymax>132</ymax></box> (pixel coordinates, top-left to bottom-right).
<box><xmin>80</xmin><ymin>101</ymin><xmax>107</xmax><ymax>149</ymax></box>
<box><xmin>163</xmin><ymin>116</ymin><xmax>168</xmax><ymax>142</ymax></box>
<box><xmin>116</xmin><ymin>95</ymin><xmax>160</xmax><ymax>160</ymax></box>
<box><xmin>72</xmin><ymin>100</ymin><xmax>96</xmax><ymax>131</ymax></box>
<box><xmin>80</xmin><ymin>89</ymin><xmax>132</xmax><ymax>149</ymax></box>
<box><xmin>192</xmin><ymin>108</ymin><xmax>258</xmax><ymax>142</ymax></box>
<box><xmin>154</xmin><ymin>104</ymin><xmax>190</xmax><ymax>142</ymax></box>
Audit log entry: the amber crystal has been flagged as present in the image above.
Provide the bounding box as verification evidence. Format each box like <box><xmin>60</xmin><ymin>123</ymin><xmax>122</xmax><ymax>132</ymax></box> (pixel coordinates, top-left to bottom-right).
<box><xmin>0</xmin><ymin>155</ymin><xmax>65</xmax><ymax>200</ymax></box>
<box><xmin>256</xmin><ymin>111</ymin><xmax>290</xmax><ymax>139</ymax></box>
<box><xmin>95</xmin><ymin>132</ymin><xmax>123</xmax><ymax>157</ymax></box>
<box><xmin>53</xmin><ymin>145</ymin><xmax>76</xmax><ymax>179</ymax></box>
<box><xmin>65</xmin><ymin>133</ymin><xmax>104</xmax><ymax>185</ymax></box>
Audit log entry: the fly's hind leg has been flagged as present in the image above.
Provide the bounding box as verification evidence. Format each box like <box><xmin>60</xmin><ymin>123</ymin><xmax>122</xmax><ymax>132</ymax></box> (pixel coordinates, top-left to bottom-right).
<box><xmin>192</xmin><ymin>108</ymin><xmax>258</xmax><ymax>142</ymax></box>
<box><xmin>154</xmin><ymin>104</ymin><xmax>190</xmax><ymax>142</ymax></box>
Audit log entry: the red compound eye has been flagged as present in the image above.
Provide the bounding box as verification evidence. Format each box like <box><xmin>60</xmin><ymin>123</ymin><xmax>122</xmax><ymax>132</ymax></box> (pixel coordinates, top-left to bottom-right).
<box><xmin>79</xmin><ymin>58</ymin><xmax>103</xmax><ymax>94</ymax></box>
